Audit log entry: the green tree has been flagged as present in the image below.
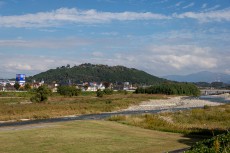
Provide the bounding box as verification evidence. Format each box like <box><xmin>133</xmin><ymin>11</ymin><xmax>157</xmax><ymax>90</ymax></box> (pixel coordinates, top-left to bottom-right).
<box><xmin>24</xmin><ymin>83</ymin><xmax>31</xmax><ymax>90</ymax></box>
<box><xmin>14</xmin><ymin>82</ymin><xmax>20</xmax><ymax>90</ymax></box>
<box><xmin>30</xmin><ymin>85</ymin><xmax>52</xmax><ymax>103</ymax></box>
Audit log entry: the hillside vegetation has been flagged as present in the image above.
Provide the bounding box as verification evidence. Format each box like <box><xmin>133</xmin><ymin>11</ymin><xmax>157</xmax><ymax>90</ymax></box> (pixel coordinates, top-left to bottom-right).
<box><xmin>27</xmin><ymin>63</ymin><xmax>166</xmax><ymax>84</ymax></box>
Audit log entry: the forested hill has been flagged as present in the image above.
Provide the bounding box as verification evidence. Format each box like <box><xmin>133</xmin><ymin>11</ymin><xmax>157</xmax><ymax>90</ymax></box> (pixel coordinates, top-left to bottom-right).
<box><xmin>27</xmin><ymin>63</ymin><xmax>167</xmax><ymax>85</ymax></box>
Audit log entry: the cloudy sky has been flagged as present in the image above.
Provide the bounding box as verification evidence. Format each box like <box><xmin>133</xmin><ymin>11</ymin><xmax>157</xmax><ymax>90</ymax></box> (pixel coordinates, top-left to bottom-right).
<box><xmin>0</xmin><ymin>0</ymin><xmax>230</xmax><ymax>78</ymax></box>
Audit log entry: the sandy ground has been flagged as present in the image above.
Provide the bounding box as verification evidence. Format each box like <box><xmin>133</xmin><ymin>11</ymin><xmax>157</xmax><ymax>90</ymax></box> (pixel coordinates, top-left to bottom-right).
<box><xmin>122</xmin><ymin>94</ymin><xmax>230</xmax><ymax>111</ymax></box>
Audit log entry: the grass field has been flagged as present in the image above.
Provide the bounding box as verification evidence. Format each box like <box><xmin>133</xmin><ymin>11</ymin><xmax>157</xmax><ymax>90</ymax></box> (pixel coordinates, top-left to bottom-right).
<box><xmin>0</xmin><ymin>93</ymin><xmax>165</xmax><ymax>121</ymax></box>
<box><xmin>0</xmin><ymin>120</ymin><xmax>199</xmax><ymax>153</ymax></box>
<box><xmin>108</xmin><ymin>104</ymin><xmax>230</xmax><ymax>136</ymax></box>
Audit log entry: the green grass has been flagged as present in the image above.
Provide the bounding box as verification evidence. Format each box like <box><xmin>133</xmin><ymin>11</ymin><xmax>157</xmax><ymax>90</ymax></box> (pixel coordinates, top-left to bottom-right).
<box><xmin>0</xmin><ymin>120</ymin><xmax>199</xmax><ymax>153</ymax></box>
<box><xmin>0</xmin><ymin>93</ymin><xmax>165</xmax><ymax>121</ymax></box>
<box><xmin>0</xmin><ymin>91</ymin><xmax>34</xmax><ymax>97</ymax></box>
<box><xmin>108</xmin><ymin>104</ymin><xmax>230</xmax><ymax>136</ymax></box>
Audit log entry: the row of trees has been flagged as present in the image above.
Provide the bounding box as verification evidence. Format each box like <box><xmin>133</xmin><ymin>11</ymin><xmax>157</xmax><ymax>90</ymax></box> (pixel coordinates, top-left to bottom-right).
<box><xmin>135</xmin><ymin>82</ymin><xmax>200</xmax><ymax>96</ymax></box>
<box><xmin>30</xmin><ymin>85</ymin><xmax>115</xmax><ymax>103</ymax></box>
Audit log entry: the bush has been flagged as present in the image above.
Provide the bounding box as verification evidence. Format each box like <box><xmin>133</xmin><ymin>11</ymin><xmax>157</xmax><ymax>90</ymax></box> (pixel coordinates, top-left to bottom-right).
<box><xmin>57</xmin><ymin>86</ymin><xmax>81</xmax><ymax>97</ymax></box>
<box><xmin>96</xmin><ymin>89</ymin><xmax>104</xmax><ymax>97</ymax></box>
<box><xmin>30</xmin><ymin>85</ymin><xmax>52</xmax><ymax>103</ymax></box>
<box><xmin>117</xmin><ymin>90</ymin><xmax>128</xmax><ymax>95</ymax></box>
<box><xmin>24</xmin><ymin>83</ymin><xmax>31</xmax><ymax>90</ymax></box>
<box><xmin>103</xmin><ymin>88</ymin><xmax>113</xmax><ymax>95</ymax></box>
<box><xmin>186</xmin><ymin>132</ymin><xmax>230</xmax><ymax>153</ymax></box>
<box><xmin>14</xmin><ymin>82</ymin><xmax>20</xmax><ymax>90</ymax></box>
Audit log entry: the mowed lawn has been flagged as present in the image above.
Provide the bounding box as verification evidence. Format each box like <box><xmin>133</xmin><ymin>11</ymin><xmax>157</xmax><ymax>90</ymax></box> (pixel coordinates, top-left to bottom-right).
<box><xmin>0</xmin><ymin>120</ymin><xmax>197</xmax><ymax>153</ymax></box>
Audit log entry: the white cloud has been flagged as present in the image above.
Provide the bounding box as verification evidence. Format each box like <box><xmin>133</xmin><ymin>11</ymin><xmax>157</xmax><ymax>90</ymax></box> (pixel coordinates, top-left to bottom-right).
<box><xmin>146</xmin><ymin>45</ymin><xmax>217</xmax><ymax>70</ymax></box>
<box><xmin>174</xmin><ymin>8</ymin><xmax>230</xmax><ymax>22</ymax></box>
<box><xmin>0</xmin><ymin>42</ymin><xmax>228</xmax><ymax>78</ymax></box>
<box><xmin>0</xmin><ymin>8</ymin><xmax>170</xmax><ymax>28</ymax></box>
<box><xmin>183</xmin><ymin>3</ymin><xmax>194</xmax><ymax>9</ymax></box>
<box><xmin>0</xmin><ymin>55</ymin><xmax>82</xmax><ymax>77</ymax></box>
<box><xmin>0</xmin><ymin>37</ymin><xmax>91</xmax><ymax>48</ymax></box>
<box><xmin>0</xmin><ymin>7</ymin><xmax>230</xmax><ymax>28</ymax></box>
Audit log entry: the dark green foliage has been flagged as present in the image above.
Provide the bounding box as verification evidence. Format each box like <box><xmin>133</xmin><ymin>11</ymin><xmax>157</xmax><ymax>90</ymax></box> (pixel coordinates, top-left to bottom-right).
<box><xmin>96</xmin><ymin>89</ymin><xmax>113</xmax><ymax>97</ymax></box>
<box><xmin>57</xmin><ymin>86</ymin><xmax>81</xmax><ymax>97</ymax></box>
<box><xmin>27</xmin><ymin>63</ymin><xmax>166</xmax><ymax>85</ymax></box>
<box><xmin>14</xmin><ymin>82</ymin><xmax>20</xmax><ymax>90</ymax></box>
<box><xmin>24</xmin><ymin>83</ymin><xmax>31</xmax><ymax>90</ymax></box>
<box><xmin>211</xmin><ymin>82</ymin><xmax>224</xmax><ymax>89</ymax></box>
<box><xmin>103</xmin><ymin>88</ymin><xmax>113</xmax><ymax>95</ymax></box>
<box><xmin>117</xmin><ymin>90</ymin><xmax>128</xmax><ymax>95</ymax></box>
<box><xmin>30</xmin><ymin>85</ymin><xmax>52</xmax><ymax>103</ymax></box>
<box><xmin>135</xmin><ymin>82</ymin><xmax>200</xmax><ymax>96</ymax></box>
<box><xmin>96</xmin><ymin>89</ymin><xmax>104</xmax><ymax>97</ymax></box>
<box><xmin>186</xmin><ymin>132</ymin><xmax>230</xmax><ymax>153</ymax></box>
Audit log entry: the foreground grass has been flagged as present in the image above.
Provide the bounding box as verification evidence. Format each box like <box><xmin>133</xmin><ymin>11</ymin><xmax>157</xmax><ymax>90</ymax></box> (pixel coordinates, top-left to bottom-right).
<box><xmin>0</xmin><ymin>93</ymin><xmax>165</xmax><ymax>121</ymax></box>
<box><xmin>108</xmin><ymin>104</ymin><xmax>230</xmax><ymax>136</ymax></box>
<box><xmin>0</xmin><ymin>120</ymin><xmax>198</xmax><ymax>153</ymax></box>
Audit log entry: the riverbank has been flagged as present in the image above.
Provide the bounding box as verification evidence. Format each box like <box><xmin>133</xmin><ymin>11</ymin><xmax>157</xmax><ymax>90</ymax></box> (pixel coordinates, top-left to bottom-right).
<box><xmin>121</xmin><ymin>94</ymin><xmax>230</xmax><ymax>112</ymax></box>
<box><xmin>0</xmin><ymin>94</ymin><xmax>229</xmax><ymax>127</ymax></box>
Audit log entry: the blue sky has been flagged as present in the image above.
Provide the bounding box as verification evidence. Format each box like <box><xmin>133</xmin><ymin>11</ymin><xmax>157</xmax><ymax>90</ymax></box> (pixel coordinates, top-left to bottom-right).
<box><xmin>0</xmin><ymin>0</ymin><xmax>230</xmax><ymax>78</ymax></box>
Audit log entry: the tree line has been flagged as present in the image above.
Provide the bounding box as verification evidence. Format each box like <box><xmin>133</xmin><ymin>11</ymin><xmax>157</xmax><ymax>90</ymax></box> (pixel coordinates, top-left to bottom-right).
<box><xmin>135</xmin><ymin>82</ymin><xmax>200</xmax><ymax>96</ymax></box>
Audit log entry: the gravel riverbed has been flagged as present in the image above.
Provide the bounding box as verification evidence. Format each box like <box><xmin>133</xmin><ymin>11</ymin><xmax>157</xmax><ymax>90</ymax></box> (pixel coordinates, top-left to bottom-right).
<box><xmin>121</xmin><ymin>94</ymin><xmax>230</xmax><ymax>112</ymax></box>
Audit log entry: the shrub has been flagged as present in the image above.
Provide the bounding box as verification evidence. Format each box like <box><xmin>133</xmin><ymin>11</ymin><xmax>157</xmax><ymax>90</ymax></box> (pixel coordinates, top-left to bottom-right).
<box><xmin>117</xmin><ymin>90</ymin><xmax>128</xmax><ymax>95</ymax></box>
<box><xmin>96</xmin><ymin>89</ymin><xmax>104</xmax><ymax>97</ymax></box>
<box><xmin>57</xmin><ymin>86</ymin><xmax>81</xmax><ymax>97</ymax></box>
<box><xmin>103</xmin><ymin>88</ymin><xmax>113</xmax><ymax>95</ymax></box>
<box><xmin>186</xmin><ymin>132</ymin><xmax>230</xmax><ymax>153</ymax></box>
<box><xmin>24</xmin><ymin>83</ymin><xmax>31</xmax><ymax>90</ymax></box>
<box><xmin>30</xmin><ymin>85</ymin><xmax>52</xmax><ymax>103</ymax></box>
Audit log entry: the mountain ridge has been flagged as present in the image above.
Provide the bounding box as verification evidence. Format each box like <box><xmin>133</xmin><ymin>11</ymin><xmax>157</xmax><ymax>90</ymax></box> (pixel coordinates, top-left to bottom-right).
<box><xmin>27</xmin><ymin>63</ymin><xmax>167</xmax><ymax>85</ymax></box>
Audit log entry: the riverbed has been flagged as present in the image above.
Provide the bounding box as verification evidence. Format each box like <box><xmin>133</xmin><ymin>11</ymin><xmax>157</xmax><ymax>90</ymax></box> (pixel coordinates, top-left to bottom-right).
<box><xmin>0</xmin><ymin>94</ymin><xmax>229</xmax><ymax>127</ymax></box>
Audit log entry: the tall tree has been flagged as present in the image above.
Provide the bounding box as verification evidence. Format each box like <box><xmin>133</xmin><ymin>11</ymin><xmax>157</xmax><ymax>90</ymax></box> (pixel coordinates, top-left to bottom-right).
<box><xmin>14</xmin><ymin>82</ymin><xmax>20</xmax><ymax>90</ymax></box>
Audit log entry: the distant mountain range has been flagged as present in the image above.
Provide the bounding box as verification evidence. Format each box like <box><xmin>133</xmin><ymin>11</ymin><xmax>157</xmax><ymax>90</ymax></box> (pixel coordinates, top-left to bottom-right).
<box><xmin>163</xmin><ymin>71</ymin><xmax>230</xmax><ymax>83</ymax></box>
<box><xmin>27</xmin><ymin>63</ymin><xmax>167</xmax><ymax>85</ymax></box>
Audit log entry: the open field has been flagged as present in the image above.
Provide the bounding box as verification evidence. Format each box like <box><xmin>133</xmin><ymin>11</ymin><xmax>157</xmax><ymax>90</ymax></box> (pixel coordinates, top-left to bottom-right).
<box><xmin>0</xmin><ymin>93</ymin><xmax>165</xmax><ymax>121</ymax></box>
<box><xmin>0</xmin><ymin>120</ymin><xmax>199</xmax><ymax>153</ymax></box>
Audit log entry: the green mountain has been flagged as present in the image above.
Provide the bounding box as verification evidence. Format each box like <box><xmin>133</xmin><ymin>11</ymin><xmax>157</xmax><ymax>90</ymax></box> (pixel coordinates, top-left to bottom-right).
<box><xmin>27</xmin><ymin>63</ymin><xmax>166</xmax><ymax>85</ymax></box>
